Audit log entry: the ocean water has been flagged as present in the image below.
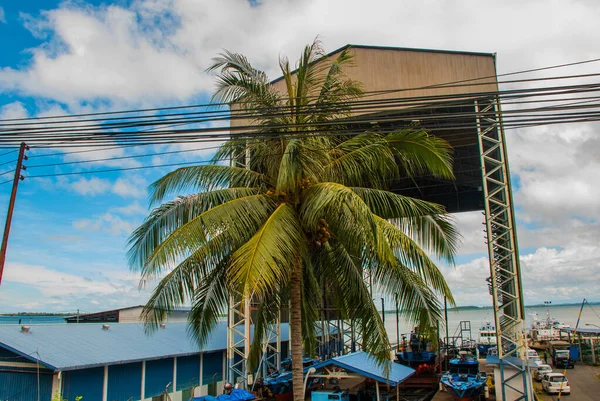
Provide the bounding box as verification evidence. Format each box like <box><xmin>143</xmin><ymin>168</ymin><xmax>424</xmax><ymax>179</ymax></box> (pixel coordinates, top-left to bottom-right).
<box><xmin>0</xmin><ymin>315</ymin><xmax>66</xmax><ymax>324</ymax></box>
<box><xmin>2</xmin><ymin>303</ymin><xmax>599</xmax><ymax>344</ymax></box>
<box><xmin>382</xmin><ymin>303</ymin><xmax>600</xmax><ymax>345</ymax></box>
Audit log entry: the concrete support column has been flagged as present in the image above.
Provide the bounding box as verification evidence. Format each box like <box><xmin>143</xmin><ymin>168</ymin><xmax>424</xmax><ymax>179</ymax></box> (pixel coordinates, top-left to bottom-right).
<box><xmin>103</xmin><ymin>366</ymin><xmax>108</xmax><ymax>401</ymax></box>
<box><xmin>51</xmin><ymin>371</ymin><xmax>62</xmax><ymax>398</ymax></box>
<box><xmin>200</xmin><ymin>353</ymin><xmax>204</xmax><ymax>388</ymax></box>
<box><xmin>173</xmin><ymin>357</ymin><xmax>177</xmax><ymax>396</ymax></box>
<box><xmin>141</xmin><ymin>361</ymin><xmax>146</xmax><ymax>400</ymax></box>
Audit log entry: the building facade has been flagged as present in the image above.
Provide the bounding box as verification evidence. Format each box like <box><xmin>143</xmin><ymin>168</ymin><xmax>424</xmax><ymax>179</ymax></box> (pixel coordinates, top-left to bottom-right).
<box><xmin>0</xmin><ymin>322</ymin><xmax>287</xmax><ymax>401</ymax></box>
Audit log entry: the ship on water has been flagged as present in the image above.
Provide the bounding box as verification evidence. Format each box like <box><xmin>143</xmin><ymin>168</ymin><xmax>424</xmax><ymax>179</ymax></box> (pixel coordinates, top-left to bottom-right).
<box><xmin>440</xmin><ymin>351</ymin><xmax>487</xmax><ymax>401</ymax></box>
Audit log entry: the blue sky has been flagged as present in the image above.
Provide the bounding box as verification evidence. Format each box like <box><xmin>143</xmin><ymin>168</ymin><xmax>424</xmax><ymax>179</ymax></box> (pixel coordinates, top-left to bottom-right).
<box><xmin>1</xmin><ymin>0</ymin><xmax>600</xmax><ymax>313</ymax></box>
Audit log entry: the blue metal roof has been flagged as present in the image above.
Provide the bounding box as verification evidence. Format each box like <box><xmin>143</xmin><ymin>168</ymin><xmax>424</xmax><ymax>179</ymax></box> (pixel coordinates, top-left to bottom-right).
<box><xmin>311</xmin><ymin>352</ymin><xmax>414</xmax><ymax>386</ymax></box>
<box><xmin>0</xmin><ymin>321</ymin><xmax>289</xmax><ymax>371</ymax></box>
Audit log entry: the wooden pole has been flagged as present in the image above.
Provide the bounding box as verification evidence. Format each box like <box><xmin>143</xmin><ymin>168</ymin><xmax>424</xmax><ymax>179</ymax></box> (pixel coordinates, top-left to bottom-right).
<box><xmin>0</xmin><ymin>142</ymin><xmax>28</xmax><ymax>285</ymax></box>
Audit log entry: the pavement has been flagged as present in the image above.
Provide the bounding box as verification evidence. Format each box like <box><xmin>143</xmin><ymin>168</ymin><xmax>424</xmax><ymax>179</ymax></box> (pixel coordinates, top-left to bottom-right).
<box><xmin>533</xmin><ymin>363</ymin><xmax>600</xmax><ymax>401</ymax></box>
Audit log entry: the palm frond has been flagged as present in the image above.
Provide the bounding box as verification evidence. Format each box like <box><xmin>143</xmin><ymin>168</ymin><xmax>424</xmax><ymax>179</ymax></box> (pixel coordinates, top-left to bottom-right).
<box><xmin>373</xmin><ymin>257</ymin><xmax>444</xmax><ymax>334</ymax></box>
<box><xmin>228</xmin><ymin>203</ymin><xmax>306</xmax><ymax>299</ymax></box>
<box><xmin>300</xmin><ymin>182</ymin><xmax>378</xmax><ymax>256</ymax></box>
<box><xmin>149</xmin><ymin>165</ymin><xmax>269</xmax><ymax>205</ymax></box>
<box><xmin>141</xmin><ymin>194</ymin><xmax>275</xmax><ymax>274</ymax></box>
<box><xmin>186</xmin><ymin>262</ymin><xmax>230</xmax><ymax>348</ymax></box>
<box><xmin>375</xmin><ymin>216</ymin><xmax>454</xmax><ymax>303</ymax></box>
<box><xmin>323</xmin><ymin>134</ymin><xmax>398</xmax><ymax>187</ymax></box>
<box><xmin>390</xmin><ymin>213</ymin><xmax>461</xmax><ymax>266</ymax></box>
<box><xmin>386</xmin><ymin>127</ymin><xmax>454</xmax><ymax>179</ymax></box>
<box><xmin>321</xmin><ymin>242</ymin><xmax>390</xmax><ymax>368</ymax></box>
<box><xmin>129</xmin><ymin>188</ymin><xmax>261</xmax><ymax>271</ymax></box>
<box><xmin>350</xmin><ymin>187</ymin><xmax>444</xmax><ymax>218</ymax></box>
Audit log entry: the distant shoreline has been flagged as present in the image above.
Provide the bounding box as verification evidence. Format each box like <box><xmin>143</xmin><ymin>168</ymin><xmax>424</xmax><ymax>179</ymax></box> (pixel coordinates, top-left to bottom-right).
<box><xmin>2</xmin><ymin>301</ymin><xmax>597</xmax><ymax>316</ymax></box>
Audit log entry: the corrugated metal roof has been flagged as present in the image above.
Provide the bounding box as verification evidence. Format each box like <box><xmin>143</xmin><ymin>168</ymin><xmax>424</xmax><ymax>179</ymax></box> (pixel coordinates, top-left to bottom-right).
<box><xmin>311</xmin><ymin>351</ymin><xmax>415</xmax><ymax>386</ymax></box>
<box><xmin>561</xmin><ymin>327</ymin><xmax>600</xmax><ymax>335</ymax></box>
<box><xmin>0</xmin><ymin>321</ymin><xmax>289</xmax><ymax>371</ymax></box>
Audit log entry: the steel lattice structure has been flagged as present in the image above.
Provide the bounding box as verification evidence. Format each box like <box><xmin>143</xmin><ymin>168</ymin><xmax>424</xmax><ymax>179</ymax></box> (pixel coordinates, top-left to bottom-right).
<box><xmin>475</xmin><ymin>97</ymin><xmax>532</xmax><ymax>401</ymax></box>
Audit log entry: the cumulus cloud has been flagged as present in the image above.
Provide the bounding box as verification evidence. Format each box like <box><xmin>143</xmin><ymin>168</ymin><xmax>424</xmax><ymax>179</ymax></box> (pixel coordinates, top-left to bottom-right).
<box><xmin>73</xmin><ymin>212</ymin><xmax>137</xmax><ymax>236</ymax></box>
<box><xmin>110</xmin><ymin>201</ymin><xmax>147</xmax><ymax>216</ymax></box>
<box><xmin>2</xmin><ymin>0</ymin><xmax>600</xmax><ymax>310</ymax></box>
<box><xmin>1</xmin><ymin>261</ymin><xmax>150</xmax><ymax>311</ymax></box>
<box><xmin>0</xmin><ymin>102</ymin><xmax>28</xmax><ymax>119</ymax></box>
<box><xmin>112</xmin><ymin>176</ymin><xmax>147</xmax><ymax>198</ymax></box>
<box><xmin>70</xmin><ymin>176</ymin><xmax>112</xmax><ymax>195</ymax></box>
<box><xmin>2</xmin><ymin>0</ymin><xmax>597</xmax><ymax>108</ymax></box>
<box><xmin>0</xmin><ymin>7</ymin><xmax>5</xmax><ymax>24</ymax></box>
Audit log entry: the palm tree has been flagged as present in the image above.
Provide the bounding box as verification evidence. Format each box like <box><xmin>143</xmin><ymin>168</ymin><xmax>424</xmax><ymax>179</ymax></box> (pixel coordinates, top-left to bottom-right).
<box><xmin>128</xmin><ymin>40</ymin><xmax>459</xmax><ymax>401</ymax></box>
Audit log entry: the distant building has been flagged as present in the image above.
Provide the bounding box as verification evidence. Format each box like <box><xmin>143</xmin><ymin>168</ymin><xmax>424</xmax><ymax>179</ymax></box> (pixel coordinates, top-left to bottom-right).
<box><xmin>0</xmin><ymin>321</ymin><xmax>289</xmax><ymax>401</ymax></box>
<box><xmin>64</xmin><ymin>305</ymin><xmax>190</xmax><ymax>324</ymax></box>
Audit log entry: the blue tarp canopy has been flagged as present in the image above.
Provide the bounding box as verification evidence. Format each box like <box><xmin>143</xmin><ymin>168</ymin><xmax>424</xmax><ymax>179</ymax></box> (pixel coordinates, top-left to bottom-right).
<box><xmin>310</xmin><ymin>352</ymin><xmax>415</xmax><ymax>386</ymax></box>
<box><xmin>194</xmin><ymin>389</ymin><xmax>255</xmax><ymax>401</ymax></box>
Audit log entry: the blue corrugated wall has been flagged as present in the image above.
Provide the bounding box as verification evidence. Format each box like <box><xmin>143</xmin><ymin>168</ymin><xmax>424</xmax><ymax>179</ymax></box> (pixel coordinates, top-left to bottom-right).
<box><xmin>0</xmin><ymin>371</ymin><xmax>52</xmax><ymax>401</ymax></box>
<box><xmin>144</xmin><ymin>358</ymin><xmax>174</xmax><ymax>398</ymax></box>
<box><xmin>176</xmin><ymin>355</ymin><xmax>200</xmax><ymax>391</ymax></box>
<box><xmin>62</xmin><ymin>367</ymin><xmax>103</xmax><ymax>401</ymax></box>
<box><xmin>202</xmin><ymin>351</ymin><xmax>223</xmax><ymax>384</ymax></box>
<box><xmin>107</xmin><ymin>362</ymin><xmax>142</xmax><ymax>401</ymax></box>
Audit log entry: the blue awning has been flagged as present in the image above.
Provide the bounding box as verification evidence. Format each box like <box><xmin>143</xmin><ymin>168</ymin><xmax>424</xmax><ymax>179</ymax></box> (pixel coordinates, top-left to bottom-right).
<box><xmin>310</xmin><ymin>352</ymin><xmax>415</xmax><ymax>386</ymax></box>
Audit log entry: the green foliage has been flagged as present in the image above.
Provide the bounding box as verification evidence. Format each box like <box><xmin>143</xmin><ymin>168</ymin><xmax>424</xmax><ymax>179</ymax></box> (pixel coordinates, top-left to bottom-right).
<box><xmin>128</xmin><ymin>40</ymin><xmax>460</xmax><ymax>374</ymax></box>
<box><xmin>52</xmin><ymin>393</ymin><xmax>82</xmax><ymax>401</ymax></box>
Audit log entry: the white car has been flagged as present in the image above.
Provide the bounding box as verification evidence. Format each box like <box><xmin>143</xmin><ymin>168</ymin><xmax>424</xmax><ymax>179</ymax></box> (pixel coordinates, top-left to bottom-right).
<box><xmin>542</xmin><ymin>372</ymin><xmax>570</xmax><ymax>395</ymax></box>
<box><xmin>533</xmin><ymin>364</ymin><xmax>552</xmax><ymax>381</ymax></box>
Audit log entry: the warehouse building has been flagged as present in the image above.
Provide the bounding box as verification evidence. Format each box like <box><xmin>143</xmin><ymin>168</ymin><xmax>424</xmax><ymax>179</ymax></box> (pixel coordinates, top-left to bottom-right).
<box><xmin>0</xmin><ymin>321</ymin><xmax>289</xmax><ymax>401</ymax></box>
<box><xmin>64</xmin><ymin>305</ymin><xmax>190</xmax><ymax>324</ymax></box>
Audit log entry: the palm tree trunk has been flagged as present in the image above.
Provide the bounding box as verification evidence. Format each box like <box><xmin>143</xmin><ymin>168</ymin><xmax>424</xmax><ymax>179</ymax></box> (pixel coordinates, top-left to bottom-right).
<box><xmin>290</xmin><ymin>259</ymin><xmax>304</xmax><ymax>401</ymax></box>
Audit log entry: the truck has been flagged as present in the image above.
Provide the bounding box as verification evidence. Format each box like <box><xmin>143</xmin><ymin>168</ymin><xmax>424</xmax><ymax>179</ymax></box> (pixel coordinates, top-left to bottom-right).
<box><xmin>548</xmin><ymin>340</ymin><xmax>577</xmax><ymax>368</ymax></box>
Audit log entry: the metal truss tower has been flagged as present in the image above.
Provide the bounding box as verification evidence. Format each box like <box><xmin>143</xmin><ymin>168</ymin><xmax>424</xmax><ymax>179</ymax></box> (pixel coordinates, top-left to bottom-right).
<box><xmin>227</xmin><ymin>293</ymin><xmax>252</xmax><ymax>387</ymax></box>
<box><xmin>475</xmin><ymin>97</ymin><xmax>532</xmax><ymax>401</ymax></box>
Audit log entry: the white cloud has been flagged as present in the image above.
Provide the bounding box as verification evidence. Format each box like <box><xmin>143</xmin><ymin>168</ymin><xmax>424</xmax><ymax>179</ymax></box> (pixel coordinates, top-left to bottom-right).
<box><xmin>1</xmin><ymin>261</ymin><xmax>152</xmax><ymax>311</ymax></box>
<box><xmin>112</xmin><ymin>176</ymin><xmax>147</xmax><ymax>198</ymax></box>
<box><xmin>0</xmin><ymin>101</ymin><xmax>28</xmax><ymax>119</ymax></box>
<box><xmin>73</xmin><ymin>212</ymin><xmax>136</xmax><ymax>236</ymax></box>
<box><xmin>110</xmin><ymin>201</ymin><xmax>147</xmax><ymax>216</ymax></box>
<box><xmin>0</xmin><ymin>7</ymin><xmax>5</xmax><ymax>24</ymax></box>
<box><xmin>2</xmin><ymin>0</ymin><xmax>595</xmax><ymax>108</ymax></box>
<box><xmin>2</xmin><ymin>0</ymin><xmax>600</xmax><ymax>310</ymax></box>
<box><xmin>70</xmin><ymin>176</ymin><xmax>112</xmax><ymax>195</ymax></box>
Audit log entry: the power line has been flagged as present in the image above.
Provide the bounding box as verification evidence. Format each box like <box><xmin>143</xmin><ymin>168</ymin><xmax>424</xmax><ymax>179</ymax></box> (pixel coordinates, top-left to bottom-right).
<box><xmin>1</xmin><ymin>81</ymin><xmax>599</xmax><ymax>144</ymax></box>
<box><xmin>0</xmin><ymin>58</ymin><xmax>600</xmax><ymax>122</ymax></box>
<box><xmin>26</xmin><ymin>144</ymin><xmax>223</xmax><ymax>169</ymax></box>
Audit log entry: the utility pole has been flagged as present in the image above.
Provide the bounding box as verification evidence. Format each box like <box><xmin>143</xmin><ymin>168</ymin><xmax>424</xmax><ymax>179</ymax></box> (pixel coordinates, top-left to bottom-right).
<box><xmin>0</xmin><ymin>142</ymin><xmax>28</xmax><ymax>285</ymax></box>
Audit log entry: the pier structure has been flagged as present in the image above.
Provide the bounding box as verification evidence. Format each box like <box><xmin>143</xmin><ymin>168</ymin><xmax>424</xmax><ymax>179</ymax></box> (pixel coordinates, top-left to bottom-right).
<box><xmin>227</xmin><ymin>44</ymin><xmax>531</xmax><ymax>400</ymax></box>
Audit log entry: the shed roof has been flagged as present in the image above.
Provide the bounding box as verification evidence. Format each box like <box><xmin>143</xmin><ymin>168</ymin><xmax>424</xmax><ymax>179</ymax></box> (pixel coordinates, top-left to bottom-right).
<box><xmin>0</xmin><ymin>321</ymin><xmax>288</xmax><ymax>371</ymax></box>
<box><xmin>311</xmin><ymin>351</ymin><xmax>415</xmax><ymax>386</ymax></box>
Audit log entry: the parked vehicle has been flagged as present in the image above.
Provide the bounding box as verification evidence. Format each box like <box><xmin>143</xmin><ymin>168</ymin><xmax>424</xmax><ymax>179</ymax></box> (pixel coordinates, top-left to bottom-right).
<box><xmin>549</xmin><ymin>341</ymin><xmax>576</xmax><ymax>368</ymax></box>
<box><xmin>541</xmin><ymin>372</ymin><xmax>570</xmax><ymax>395</ymax></box>
<box><xmin>532</xmin><ymin>364</ymin><xmax>552</xmax><ymax>381</ymax></box>
<box><xmin>526</xmin><ymin>349</ymin><xmax>539</xmax><ymax>359</ymax></box>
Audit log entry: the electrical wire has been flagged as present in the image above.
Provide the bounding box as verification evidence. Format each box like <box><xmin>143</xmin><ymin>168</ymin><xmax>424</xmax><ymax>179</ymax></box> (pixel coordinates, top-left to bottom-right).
<box><xmin>1</xmin><ymin>55</ymin><xmax>599</xmax><ymax>124</ymax></box>
<box><xmin>1</xmin><ymin>82</ymin><xmax>599</xmax><ymax>147</ymax></box>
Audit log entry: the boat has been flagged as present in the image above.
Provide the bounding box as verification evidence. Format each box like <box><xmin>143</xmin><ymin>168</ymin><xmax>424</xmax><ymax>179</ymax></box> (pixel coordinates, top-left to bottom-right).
<box><xmin>440</xmin><ymin>351</ymin><xmax>487</xmax><ymax>401</ymax></box>
<box><xmin>395</xmin><ymin>327</ymin><xmax>437</xmax><ymax>374</ymax></box>
<box><xmin>476</xmin><ymin>321</ymin><xmax>496</xmax><ymax>357</ymax></box>
<box><xmin>257</xmin><ymin>357</ymin><xmax>322</xmax><ymax>401</ymax></box>
<box><xmin>529</xmin><ymin>311</ymin><xmax>571</xmax><ymax>342</ymax></box>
